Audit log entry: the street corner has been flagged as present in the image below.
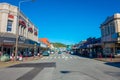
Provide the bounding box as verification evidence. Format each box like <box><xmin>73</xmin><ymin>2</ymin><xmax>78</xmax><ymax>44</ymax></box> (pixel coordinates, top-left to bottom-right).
<box><xmin>0</xmin><ymin>61</ymin><xmax>21</xmax><ymax>68</ymax></box>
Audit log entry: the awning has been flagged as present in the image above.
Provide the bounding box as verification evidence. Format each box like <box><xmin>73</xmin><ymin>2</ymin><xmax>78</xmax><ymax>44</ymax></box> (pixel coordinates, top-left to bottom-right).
<box><xmin>19</xmin><ymin>20</ymin><xmax>26</xmax><ymax>28</ymax></box>
<box><xmin>28</xmin><ymin>27</ymin><xmax>33</xmax><ymax>33</ymax></box>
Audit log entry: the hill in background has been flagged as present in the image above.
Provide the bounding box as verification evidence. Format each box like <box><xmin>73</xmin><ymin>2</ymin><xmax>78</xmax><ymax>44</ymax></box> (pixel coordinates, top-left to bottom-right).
<box><xmin>52</xmin><ymin>42</ymin><xmax>67</xmax><ymax>47</ymax></box>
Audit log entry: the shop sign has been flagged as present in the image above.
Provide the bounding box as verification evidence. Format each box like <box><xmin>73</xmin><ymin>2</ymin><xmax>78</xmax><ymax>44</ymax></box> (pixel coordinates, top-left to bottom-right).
<box><xmin>19</xmin><ymin>36</ymin><xmax>26</xmax><ymax>42</ymax></box>
<box><xmin>8</xmin><ymin>14</ymin><xmax>14</xmax><ymax>19</ymax></box>
<box><xmin>3</xmin><ymin>40</ymin><xmax>15</xmax><ymax>43</ymax></box>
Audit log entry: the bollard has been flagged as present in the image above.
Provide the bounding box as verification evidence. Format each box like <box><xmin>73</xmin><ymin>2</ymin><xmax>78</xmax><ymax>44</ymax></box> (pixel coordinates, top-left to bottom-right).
<box><xmin>110</xmin><ymin>54</ymin><xmax>112</xmax><ymax>61</ymax></box>
<box><xmin>100</xmin><ymin>53</ymin><xmax>102</xmax><ymax>59</ymax></box>
<box><xmin>11</xmin><ymin>53</ymin><xmax>14</xmax><ymax>61</ymax></box>
<box><xmin>19</xmin><ymin>54</ymin><xmax>23</xmax><ymax>61</ymax></box>
<box><xmin>12</xmin><ymin>56</ymin><xmax>14</xmax><ymax>61</ymax></box>
<box><xmin>38</xmin><ymin>53</ymin><xmax>40</xmax><ymax>57</ymax></box>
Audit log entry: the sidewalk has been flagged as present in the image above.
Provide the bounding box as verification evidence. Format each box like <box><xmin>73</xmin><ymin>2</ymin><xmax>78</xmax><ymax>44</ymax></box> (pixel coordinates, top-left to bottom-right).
<box><xmin>0</xmin><ymin>55</ymin><xmax>43</xmax><ymax>68</ymax></box>
<box><xmin>94</xmin><ymin>58</ymin><xmax>120</xmax><ymax>62</ymax></box>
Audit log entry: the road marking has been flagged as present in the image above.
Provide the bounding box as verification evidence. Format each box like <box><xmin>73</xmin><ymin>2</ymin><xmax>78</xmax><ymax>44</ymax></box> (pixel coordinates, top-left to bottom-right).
<box><xmin>65</xmin><ymin>57</ymin><xmax>68</xmax><ymax>58</ymax></box>
<box><xmin>50</xmin><ymin>57</ymin><xmax>52</xmax><ymax>59</ymax></box>
<box><xmin>70</xmin><ymin>56</ymin><xmax>73</xmax><ymax>59</ymax></box>
<box><xmin>15</xmin><ymin>62</ymin><xmax>56</xmax><ymax>80</ymax></box>
<box><xmin>54</xmin><ymin>57</ymin><xmax>56</xmax><ymax>59</ymax></box>
<box><xmin>58</xmin><ymin>56</ymin><xmax>60</xmax><ymax>59</ymax></box>
<box><xmin>41</xmin><ymin>55</ymin><xmax>80</xmax><ymax>60</ymax></box>
<box><xmin>41</xmin><ymin>57</ymin><xmax>45</xmax><ymax>60</ymax></box>
<box><xmin>46</xmin><ymin>57</ymin><xmax>49</xmax><ymax>59</ymax></box>
<box><xmin>74</xmin><ymin>57</ymin><xmax>77</xmax><ymax>59</ymax></box>
<box><xmin>33</xmin><ymin>68</ymin><xmax>55</xmax><ymax>80</ymax></box>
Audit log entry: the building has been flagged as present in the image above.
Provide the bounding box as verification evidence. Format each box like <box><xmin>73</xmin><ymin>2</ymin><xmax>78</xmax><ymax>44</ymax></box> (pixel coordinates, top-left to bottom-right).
<box><xmin>39</xmin><ymin>38</ymin><xmax>51</xmax><ymax>48</ymax></box>
<box><xmin>100</xmin><ymin>13</ymin><xmax>120</xmax><ymax>56</ymax></box>
<box><xmin>76</xmin><ymin>37</ymin><xmax>102</xmax><ymax>57</ymax></box>
<box><xmin>0</xmin><ymin>3</ymin><xmax>39</xmax><ymax>56</ymax></box>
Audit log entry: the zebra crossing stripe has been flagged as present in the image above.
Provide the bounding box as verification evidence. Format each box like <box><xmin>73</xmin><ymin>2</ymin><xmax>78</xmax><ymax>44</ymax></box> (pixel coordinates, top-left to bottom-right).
<box><xmin>41</xmin><ymin>56</ymin><xmax>79</xmax><ymax>60</ymax></box>
<box><xmin>41</xmin><ymin>57</ymin><xmax>45</xmax><ymax>59</ymax></box>
<box><xmin>58</xmin><ymin>57</ymin><xmax>60</xmax><ymax>59</ymax></box>
<box><xmin>70</xmin><ymin>56</ymin><xmax>72</xmax><ymax>59</ymax></box>
<box><xmin>50</xmin><ymin>57</ymin><xmax>52</xmax><ymax>59</ymax></box>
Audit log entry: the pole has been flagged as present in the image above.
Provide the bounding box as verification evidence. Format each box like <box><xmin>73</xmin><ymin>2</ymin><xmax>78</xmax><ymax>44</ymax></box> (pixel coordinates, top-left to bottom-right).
<box><xmin>15</xmin><ymin>9</ymin><xmax>19</xmax><ymax>61</ymax></box>
<box><xmin>15</xmin><ymin>0</ymin><xmax>35</xmax><ymax>61</ymax></box>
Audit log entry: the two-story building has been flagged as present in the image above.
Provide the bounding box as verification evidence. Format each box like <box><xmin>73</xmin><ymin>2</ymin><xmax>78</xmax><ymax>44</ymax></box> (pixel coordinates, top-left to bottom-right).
<box><xmin>0</xmin><ymin>3</ymin><xmax>39</xmax><ymax>56</ymax></box>
<box><xmin>100</xmin><ymin>13</ymin><xmax>120</xmax><ymax>56</ymax></box>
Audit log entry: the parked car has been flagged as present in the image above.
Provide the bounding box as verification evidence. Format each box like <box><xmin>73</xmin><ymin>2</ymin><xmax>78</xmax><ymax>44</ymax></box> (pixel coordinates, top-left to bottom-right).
<box><xmin>50</xmin><ymin>50</ymin><xmax>55</xmax><ymax>54</ymax></box>
<box><xmin>58</xmin><ymin>51</ymin><xmax>62</xmax><ymax>54</ymax></box>
<box><xmin>70</xmin><ymin>51</ymin><xmax>74</xmax><ymax>55</ymax></box>
<box><xmin>42</xmin><ymin>51</ymin><xmax>50</xmax><ymax>56</ymax></box>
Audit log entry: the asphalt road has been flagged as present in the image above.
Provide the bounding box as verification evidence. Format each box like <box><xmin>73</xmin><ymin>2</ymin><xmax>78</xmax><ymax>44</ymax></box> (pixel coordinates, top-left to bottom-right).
<box><xmin>0</xmin><ymin>52</ymin><xmax>120</xmax><ymax>80</ymax></box>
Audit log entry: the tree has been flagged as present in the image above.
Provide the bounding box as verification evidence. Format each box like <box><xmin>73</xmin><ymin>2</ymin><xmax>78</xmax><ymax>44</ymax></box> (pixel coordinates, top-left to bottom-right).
<box><xmin>52</xmin><ymin>42</ymin><xmax>66</xmax><ymax>48</ymax></box>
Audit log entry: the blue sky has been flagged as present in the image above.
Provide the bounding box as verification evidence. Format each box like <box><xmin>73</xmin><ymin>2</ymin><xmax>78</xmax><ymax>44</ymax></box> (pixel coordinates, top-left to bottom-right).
<box><xmin>1</xmin><ymin>0</ymin><xmax>120</xmax><ymax>44</ymax></box>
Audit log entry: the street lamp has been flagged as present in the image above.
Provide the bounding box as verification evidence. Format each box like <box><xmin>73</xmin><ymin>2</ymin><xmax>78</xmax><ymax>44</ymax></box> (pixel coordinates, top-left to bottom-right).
<box><xmin>15</xmin><ymin>0</ymin><xmax>35</xmax><ymax>61</ymax></box>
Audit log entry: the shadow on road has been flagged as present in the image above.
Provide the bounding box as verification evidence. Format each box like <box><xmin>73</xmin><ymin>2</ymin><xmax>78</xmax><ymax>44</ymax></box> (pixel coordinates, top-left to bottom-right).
<box><xmin>8</xmin><ymin>62</ymin><xmax>56</xmax><ymax>68</ymax></box>
<box><xmin>60</xmin><ymin>71</ymin><xmax>71</xmax><ymax>74</ymax></box>
<box><xmin>105</xmin><ymin>62</ymin><xmax>120</xmax><ymax>68</ymax></box>
<box><xmin>8</xmin><ymin>62</ymin><xmax>56</xmax><ymax>80</ymax></box>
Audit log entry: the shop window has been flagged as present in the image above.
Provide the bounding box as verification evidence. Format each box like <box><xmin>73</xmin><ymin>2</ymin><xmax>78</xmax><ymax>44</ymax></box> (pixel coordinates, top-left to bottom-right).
<box><xmin>7</xmin><ymin>20</ymin><xmax>13</xmax><ymax>32</ymax></box>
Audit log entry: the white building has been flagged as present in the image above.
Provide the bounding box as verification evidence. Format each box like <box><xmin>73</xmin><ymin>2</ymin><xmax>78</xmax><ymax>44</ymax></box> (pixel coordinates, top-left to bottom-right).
<box><xmin>0</xmin><ymin>3</ymin><xmax>39</xmax><ymax>56</ymax></box>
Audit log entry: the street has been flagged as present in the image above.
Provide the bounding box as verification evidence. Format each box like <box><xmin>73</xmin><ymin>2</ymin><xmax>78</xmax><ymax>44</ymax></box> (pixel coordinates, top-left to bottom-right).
<box><xmin>0</xmin><ymin>52</ymin><xmax>120</xmax><ymax>80</ymax></box>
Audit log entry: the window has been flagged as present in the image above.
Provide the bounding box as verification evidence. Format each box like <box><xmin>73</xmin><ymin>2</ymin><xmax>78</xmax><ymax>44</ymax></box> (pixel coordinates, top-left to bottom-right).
<box><xmin>7</xmin><ymin>20</ymin><xmax>13</xmax><ymax>32</ymax></box>
<box><xmin>110</xmin><ymin>23</ymin><xmax>115</xmax><ymax>34</ymax></box>
<box><xmin>108</xmin><ymin>26</ymin><xmax>110</xmax><ymax>35</ymax></box>
<box><xmin>101</xmin><ymin>28</ymin><xmax>104</xmax><ymax>37</ymax></box>
<box><xmin>105</xmin><ymin>26</ymin><xmax>107</xmax><ymax>36</ymax></box>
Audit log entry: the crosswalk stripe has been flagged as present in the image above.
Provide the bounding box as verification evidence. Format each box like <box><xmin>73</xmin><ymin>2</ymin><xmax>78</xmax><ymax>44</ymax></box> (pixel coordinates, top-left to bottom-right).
<box><xmin>54</xmin><ymin>57</ymin><xmax>56</xmax><ymax>59</ymax></box>
<box><xmin>50</xmin><ymin>57</ymin><xmax>52</xmax><ymax>59</ymax></box>
<box><xmin>41</xmin><ymin>55</ymin><xmax>79</xmax><ymax>60</ymax></box>
<box><xmin>70</xmin><ymin>56</ymin><xmax>72</xmax><ymax>59</ymax></box>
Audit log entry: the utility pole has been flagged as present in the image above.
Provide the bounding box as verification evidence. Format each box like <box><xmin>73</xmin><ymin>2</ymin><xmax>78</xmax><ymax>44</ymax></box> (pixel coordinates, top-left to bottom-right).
<box><xmin>15</xmin><ymin>0</ymin><xmax>35</xmax><ymax>61</ymax></box>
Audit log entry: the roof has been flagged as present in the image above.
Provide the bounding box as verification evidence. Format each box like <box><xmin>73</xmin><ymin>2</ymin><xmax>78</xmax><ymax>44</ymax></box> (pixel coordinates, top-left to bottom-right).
<box><xmin>39</xmin><ymin>38</ymin><xmax>50</xmax><ymax>47</ymax></box>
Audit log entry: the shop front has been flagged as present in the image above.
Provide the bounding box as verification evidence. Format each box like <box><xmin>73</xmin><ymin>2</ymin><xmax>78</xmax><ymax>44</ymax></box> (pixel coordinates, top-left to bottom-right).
<box><xmin>0</xmin><ymin>35</ymin><xmax>40</xmax><ymax>57</ymax></box>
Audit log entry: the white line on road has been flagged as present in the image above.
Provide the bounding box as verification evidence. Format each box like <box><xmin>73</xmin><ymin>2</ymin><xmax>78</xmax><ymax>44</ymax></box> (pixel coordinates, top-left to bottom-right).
<box><xmin>54</xmin><ymin>57</ymin><xmax>56</xmax><ymax>59</ymax></box>
<box><xmin>33</xmin><ymin>68</ymin><xmax>55</xmax><ymax>80</ymax></box>
<box><xmin>41</xmin><ymin>57</ymin><xmax>45</xmax><ymax>60</ymax></box>
<box><xmin>62</xmin><ymin>56</ymin><xmax>65</xmax><ymax>58</ymax></box>
<box><xmin>46</xmin><ymin>57</ymin><xmax>49</xmax><ymax>59</ymax></box>
<box><xmin>70</xmin><ymin>56</ymin><xmax>73</xmax><ymax>59</ymax></box>
<box><xmin>58</xmin><ymin>56</ymin><xmax>60</xmax><ymax>59</ymax></box>
<box><xmin>50</xmin><ymin>57</ymin><xmax>52</xmax><ymax>59</ymax></box>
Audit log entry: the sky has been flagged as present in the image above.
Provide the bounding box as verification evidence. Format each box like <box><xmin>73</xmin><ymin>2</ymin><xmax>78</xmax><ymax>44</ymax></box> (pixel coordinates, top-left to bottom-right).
<box><xmin>1</xmin><ymin>0</ymin><xmax>120</xmax><ymax>45</ymax></box>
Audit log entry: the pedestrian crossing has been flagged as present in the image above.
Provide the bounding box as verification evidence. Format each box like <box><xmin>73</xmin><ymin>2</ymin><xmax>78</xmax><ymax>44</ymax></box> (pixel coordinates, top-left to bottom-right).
<box><xmin>41</xmin><ymin>55</ymin><xmax>79</xmax><ymax>60</ymax></box>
